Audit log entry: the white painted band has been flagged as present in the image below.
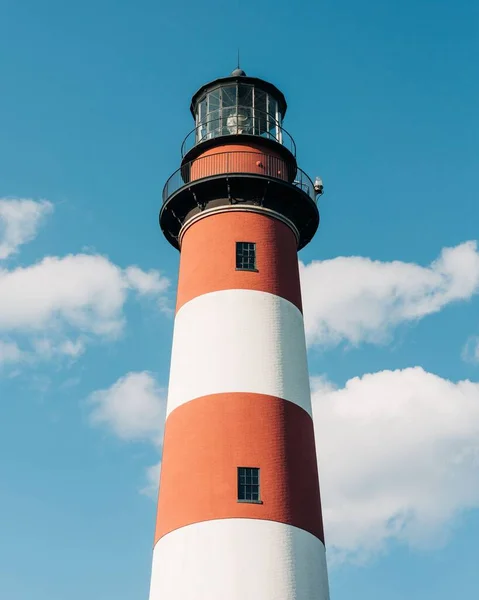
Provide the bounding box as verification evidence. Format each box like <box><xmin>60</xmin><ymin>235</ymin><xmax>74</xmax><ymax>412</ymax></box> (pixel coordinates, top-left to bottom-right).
<box><xmin>149</xmin><ymin>518</ymin><xmax>330</xmax><ymax>600</ymax></box>
<box><xmin>166</xmin><ymin>289</ymin><xmax>312</xmax><ymax>417</ymax></box>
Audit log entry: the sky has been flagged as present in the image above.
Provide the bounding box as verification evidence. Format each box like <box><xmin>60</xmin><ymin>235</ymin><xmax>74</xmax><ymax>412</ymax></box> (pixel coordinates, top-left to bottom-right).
<box><xmin>0</xmin><ymin>0</ymin><xmax>478</xmax><ymax>598</ymax></box>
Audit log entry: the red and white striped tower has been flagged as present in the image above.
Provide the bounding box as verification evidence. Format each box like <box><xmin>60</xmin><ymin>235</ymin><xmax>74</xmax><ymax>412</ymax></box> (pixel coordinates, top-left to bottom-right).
<box><xmin>149</xmin><ymin>69</ymin><xmax>329</xmax><ymax>600</ymax></box>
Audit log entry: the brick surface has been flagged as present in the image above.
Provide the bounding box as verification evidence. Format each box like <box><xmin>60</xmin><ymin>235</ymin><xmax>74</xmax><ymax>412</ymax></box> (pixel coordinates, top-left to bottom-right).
<box><xmin>177</xmin><ymin>211</ymin><xmax>303</xmax><ymax>312</ymax></box>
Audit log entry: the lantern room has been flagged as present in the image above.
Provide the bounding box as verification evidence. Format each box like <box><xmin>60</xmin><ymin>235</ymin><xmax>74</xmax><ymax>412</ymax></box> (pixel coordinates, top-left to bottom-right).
<box><xmin>181</xmin><ymin>69</ymin><xmax>295</xmax><ymax>157</ymax></box>
<box><xmin>161</xmin><ymin>68</ymin><xmax>321</xmax><ymax>253</ymax></box>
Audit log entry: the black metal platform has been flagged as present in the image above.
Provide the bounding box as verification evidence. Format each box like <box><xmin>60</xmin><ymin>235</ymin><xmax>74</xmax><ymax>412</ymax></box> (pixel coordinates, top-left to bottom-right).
<box><xmin>160</xmin><ymin>173</ymin><xmax>320</xmax><ymax>250</ymax></box>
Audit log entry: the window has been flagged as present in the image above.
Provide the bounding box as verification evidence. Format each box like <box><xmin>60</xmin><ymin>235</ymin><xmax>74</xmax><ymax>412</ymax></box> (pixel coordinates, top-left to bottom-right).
<box><xmin>194</xmin><ymin>84</ymin><xmax>282</xmax><ymax>146</ymax></box>
<box><xmin>236</xmin><ymin>242</ymin><xmax>256</xmax><ymax>271</ymax></box>
<box><xmin>238</xmin><ymin>467</ymin><xmax>260</xmax><ymax>502</ymax></box>
<box><xmin>206</xmin><ymin>90</ymin><xmax>221</xmax><ymax>139</ymax></box>
<box><xmin>221</xmin><ymin>85</ymin><xmax>237</xmax><ymax>109</ymax></box>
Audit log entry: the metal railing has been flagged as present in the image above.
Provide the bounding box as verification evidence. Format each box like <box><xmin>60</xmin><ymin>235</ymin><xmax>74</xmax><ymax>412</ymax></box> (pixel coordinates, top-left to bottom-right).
<box><xmin>181</xmin><ymin>107</ymin><xmax>296</xmax><ymax>157</ymax></box>
<box><xmin>162</xmin><ymin>150</ymin><xmax>316</xmax><ymax>205</ymax></box>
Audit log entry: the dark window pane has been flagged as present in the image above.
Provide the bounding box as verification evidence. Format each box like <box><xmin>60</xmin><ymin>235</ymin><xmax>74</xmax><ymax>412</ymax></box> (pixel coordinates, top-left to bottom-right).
<box><xmin>196</xmin><ymin>98</ymin><xmax>207</xmax><ymax>127</ymax></box>
<box><xmin>238</xmin><ymin>84</ymin><xmax>253</xmax><ymax>107</ymax></box>
<box><xmin>236</xmin><ymin>242</ymin><xmax>256</xmax><ymax>271</ymax></box>
<box><xmin>254</xmin><ymin>89</ymin><xmax>267</xmax><ymax>114</ymax></box>
<box><xmin>253</xmin><ymin>89</ymin><xmax>268</xmax><ymax>136</ymax></box>
<box><xmin>221</xmin><ymin>85</ymin><xmax>236</xmax><ymax>108</ymax></box>
<box><xmin>237</xmin><ymin>467</ymin><xmax>260</xmax><ymax>501</ymax></box>
<box><xmin>207</xmin><ymin>109</ymin><xmax>220</xmax><ymax>138</ymax></box>
<box><xmin>208</xmin><ymin>90</ymin><xmax>220</xmax><ymax>112</ymax></box>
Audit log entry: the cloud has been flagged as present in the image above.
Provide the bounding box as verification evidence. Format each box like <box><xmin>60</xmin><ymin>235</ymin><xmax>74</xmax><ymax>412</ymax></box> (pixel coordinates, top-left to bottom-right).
<box><xmin>32</xmin><ymin>337</ymin><xmax>85</xmax><ymax>360</ymax></box>
<box><xmin>0</xmin><ymin>254</ymin><xmax>169</xmax><ymax>336</ymax></box>
<box><xmin>0</xmin><ymin>198</ymin><xmax>171</xmax><ymax>370</ymax></box>
<box><xmin>125</xmin><ymin>265</ymin><xmax>172</xmax><ymax>315</ymax></box>
<box><xmin>88</xmin><ymin>372</ymin><xmax>165</xmax><ymax>496</ymax></box>
<box><xmin>140</xmin><ymin>460</ymin><xmax>162</xmax><ymax>498</ymax></box>
<box><xmin>0</xmin><ymin>198</ymin><xmax>53</xmax><ymax>259</ymax></box>
<box><xmin>311</xmin><ymin>367</ymin><xmax>479</xmax><ymax>563</ymax></box>
<box><xmin>124</xmin><ymin>266</ymin><xmax>169</xmax><ymax>296</ymax></box>
<box><xmin>462</xmin><ymin>336</ymin><xmax>479</xmax><ymax>364</ymax></box>
<box><xmin>300</xmin><ymin>241</ymin><xmax>479</xmax><ymax>347</ymax></box>
<box><xmin>0</xmin><ymin>340</ymin><xmax>23</xmax><ymax>364</ymax></box>
<box><xmin>88</xmin><ymin>371</ymin><xmax>166</xmax><ymax>445</ymax></box>
<box><xmin>0</xmin><ymin>254</ymin><xmax>170</xmax><ymax>364</ymax></box>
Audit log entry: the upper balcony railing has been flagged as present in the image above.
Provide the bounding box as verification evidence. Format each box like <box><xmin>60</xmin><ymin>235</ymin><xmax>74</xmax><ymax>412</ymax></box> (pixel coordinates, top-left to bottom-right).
<box><xmin>181</xmin><ymin>107</ymin><xmax>296</xmax><ymax>157</ymax></box>
<box><xmin>163</xmin><ymin>150</ymin><xmax>316</xmax><ymax>205</ymax></box>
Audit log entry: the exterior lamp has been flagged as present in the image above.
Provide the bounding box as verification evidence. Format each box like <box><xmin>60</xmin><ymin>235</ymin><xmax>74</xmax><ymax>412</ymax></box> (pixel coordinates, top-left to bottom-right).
<box><xmin>314</xmin><ymin>177</ymin><xmax>324</xmax><ymax>196</ymax></box>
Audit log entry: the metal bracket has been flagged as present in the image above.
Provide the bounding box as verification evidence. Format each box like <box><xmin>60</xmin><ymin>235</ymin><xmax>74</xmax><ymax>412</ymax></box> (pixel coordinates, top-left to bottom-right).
<box><xmin>226</xmin><ymin>178</ymin><xmax>233</xmax><ymax>202</ymax></box>
<box><xmin>227</xmin><ymin>179</ymin><xmax>241</xmax><ymax>205</ymax></box>
<box><xmin>170</xmin><ymin>209</ymin><xmax>182</xmax><ymax>226</ymax></box>
<box><xmin>257</xmin><ymin>180</ymin><xmax>270</xmax><ymax>206</ymax></box>
<box><xmin>190</xmin><ymin>188</ymin><xmax>205</xmax><ymax>211</ymax></box>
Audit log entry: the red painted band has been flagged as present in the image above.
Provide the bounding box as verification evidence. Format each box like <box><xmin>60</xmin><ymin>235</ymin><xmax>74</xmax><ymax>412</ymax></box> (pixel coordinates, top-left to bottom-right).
<box><xmin>176</xmin><ymin>211</ymin><xmax>303</xmax><ymax>313</ymax></box>
<box><xmin>154</xmin><ymin>393</ymin><xmax>325</xmax><ymax>544</ymax></box>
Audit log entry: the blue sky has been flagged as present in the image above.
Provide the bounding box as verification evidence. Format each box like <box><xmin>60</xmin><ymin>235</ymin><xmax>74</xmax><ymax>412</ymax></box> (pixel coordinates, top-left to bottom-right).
<box><xmin>0</xmin><ymin>0</ymin><xmax>478</xmax><ymax>598</ymax></box>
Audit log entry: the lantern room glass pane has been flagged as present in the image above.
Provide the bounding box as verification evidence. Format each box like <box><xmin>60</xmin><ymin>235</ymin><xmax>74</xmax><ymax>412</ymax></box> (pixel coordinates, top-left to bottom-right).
<box><xmin>193</xmin><ymin>83</ymin><xmax>283</xmax><ymax>147</ymax></box>
<box><xmin>238</xmin><ymin>84</ymin><xmax>253</xmax><ymax>108</ymax></box>
<box><xmin>207</xmin><ymin>89</ymin><xmax>220</xmax><ymax>111</ymax></box>
<box><xmin>253</xmin><ymin>89</ymin><xmax>267</xmax><ymax>137</ymax></box>
<box><xmin>221</xmin><ymin>85</ymin><xmax>236</xmax><ymax>108</ymax></box>
<box><xmin>254</xmin><ymin>88</ymin><xmax>267</xmax><ymax>113</ymax></box>
<box><xmin>267</xmin><ymin>97</ymin><xmax>279</xmax><ymax>141</ymax></box>
<box><xmin>196</xmin><ymin>97</ymin><xmax>207</xmax><ymax>142</ymax></box>
<box><xmin>267</xmin><ymin>96</ymin><xmax>277</xmax><ymax>120</ymax></box>
<box><xmin>207</xmin><ymin>109</ymin><xmax>220</xmax><ymax>138</ymax></box>
<box><xmin>198</xmin><ymin>98</ymin><xmax>207</xmax><ymax>123</ymax></box>
<box><xmin>223</xmin><ymin>106</ymin><xmax>238</xmax><ymax>135</ymax></box>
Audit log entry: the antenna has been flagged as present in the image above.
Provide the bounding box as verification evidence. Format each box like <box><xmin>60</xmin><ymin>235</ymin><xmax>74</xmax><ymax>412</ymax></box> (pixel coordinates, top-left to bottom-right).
<box><xmin>237</xmin><ymin>48</ymin><xmax>240</xmax><ymax>70</ymax></box>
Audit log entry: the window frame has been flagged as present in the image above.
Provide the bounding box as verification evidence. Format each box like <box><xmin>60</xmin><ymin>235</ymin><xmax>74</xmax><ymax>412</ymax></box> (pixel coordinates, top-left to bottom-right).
<box><xmin>237</xmin><ymin>466</ymin><xmax>262</xmax><ymax>504</ymax></box>
<box><xmin>235</xmin><ymin>241</ymin><xmax>257</xmax><ymax>272</ymax></box>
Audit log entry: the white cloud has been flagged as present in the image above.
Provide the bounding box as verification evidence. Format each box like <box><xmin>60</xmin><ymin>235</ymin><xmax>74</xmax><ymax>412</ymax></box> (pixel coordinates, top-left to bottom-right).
<box><xmin>0</xmin><ymin>197</ymin><xmax>171</xmax><ymax>369</ymax></box>
<box><xmin>59</xmin><ymin>338</ymin><xmax>85</xmax><ymax>357</ymax></box>
<box><xmin>0</xmin><ymin>253</ymin><xmax>170</xmax><ymax>363</ymax></box>
<box><xmin>32</xmin><ymin>337</ymin><xmax>85</xmax><ymax>360</ymax></box>
<box><xmin>0</xmin><ymin>254</ymin><xmax>169</xmax><ymax>335</ymax></box>
<box><xmin>125</xmin><ymin>265</ymin><xmax>172</xmax><ymax>315</ymax></box>
<box><xmin>88</xmin><ymin>372</ymin><xmax>165</xmax><ymax>496</ymax></box>
<box><xmin>0</xmin><ymin>198</ymin><xmax>53</xmax><ymax>259</ymax></box>
<box><xmin>140</xmin><ymin>460</ymin><xmax>162</xmax><ymax>498</ymax></box>
<box><xmin>462</xmin><ymin>336</ymin><xmax>479</xmax><ymax>364</ymax></box>
<box><xmin>300</xmin><ymin>241</ymin><xmax>479</xmax><ymax>347</ymax></box>
<box><xmin>312</xmin><ymin>367</ymin><xmax>479</xmax><ymax>563</ymax></box>
<box><xmin>125</xmin><ymin>266</ymin><xmax>169</xmax><ymax>296</ymax></box>
<box><xmin>0</xmin><ymin>340</ymin><xmax>23</xmax><ymax>364</ymax></box>
<box><xmin>88</xmin><ymin>371</ymin><xmax>166</xmax><ymax>445</ymax></box>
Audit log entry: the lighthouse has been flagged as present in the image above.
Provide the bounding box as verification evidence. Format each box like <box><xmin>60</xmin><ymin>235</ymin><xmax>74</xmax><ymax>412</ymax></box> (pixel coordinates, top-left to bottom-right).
<box><xmin>149</xmin><ymin>68</ymin><xmax>330</xmax><ymax>600</ymax></box>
